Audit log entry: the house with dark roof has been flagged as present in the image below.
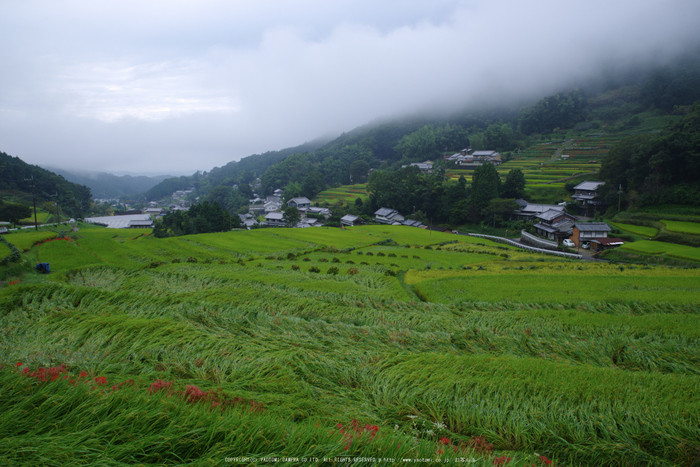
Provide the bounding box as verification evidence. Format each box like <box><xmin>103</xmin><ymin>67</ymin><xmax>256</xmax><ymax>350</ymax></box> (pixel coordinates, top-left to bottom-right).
<box><xmin>264</xmin><ymin>212</ymin><xmax>285</xmax><ymax>227</ymax></box>
<box><xmin>400</xmin><ymin>219</ymin><xmax>425</xmax><ymax>228</ymax></box>
<box><xmin>512</xmin><ymin>202</ymin><xmax>566</xmax><ymax>221</ymax></box>
<box><xmin>305</xmin><ymin>206</ymin><xmax>332</xmax><ymax>218</ymax></box>
<box><xmin>571</xmin><ymin>181</ymin><xmax>606</xmax><ymax>217</ymax></box>
<box><xmin>572</xmin><ymin>222</ymin><xmax>613</xmax><ymax>249</ymax></box>
<box><xmin>401</xmin><ymin>161</ymin><xmax>433</xmax><ymax>173</ymax></box>
<box><xmin>533</xmin><ymin>210</ymin><xmax>576</xmax><ymax>242</ymax></box>
<box><xmin>340</xmin><ymin>214</ymin><xmax>365</xmax><ymax>227</ymax></box>
<box><xmin>374</xmin><ymin>208</ymin><xmax>405</xmax><ymax>224</ymax></box>
<box><xmin>287</xmin><ymin>197</ymin><xmax>311</xmax><ymax>209</ymax></box>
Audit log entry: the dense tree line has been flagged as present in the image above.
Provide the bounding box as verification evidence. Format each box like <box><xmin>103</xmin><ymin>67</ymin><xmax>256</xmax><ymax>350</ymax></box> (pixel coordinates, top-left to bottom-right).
<box><xmin>0</xmin><ymin>151</ymin><xmax>92</xmax><ymax>218</ymax></box>
<box><xmin>600</xmin><ymin>104</ymin><xmax>700</xmax><ymax>206</ymax></box>
<box><xmin>152</xmin><ymin>202</ymin><xmax>238</xmax><ymax>237</ymax></box>
<box><xmin>518</xmin><ymin>90</ymin><xmax>589</xmax><ymax>134</ymax></box>
<box><xmin>365</xmin><ymin>164</ymin><xmax>525</xmax><ymax>226</ymax></box>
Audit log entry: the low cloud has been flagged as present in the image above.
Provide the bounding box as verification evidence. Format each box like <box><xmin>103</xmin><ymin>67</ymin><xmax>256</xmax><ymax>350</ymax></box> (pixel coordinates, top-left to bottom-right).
<box><xmin>1</xmin><ymin>0</ymin><xmax>699</xmax><ymax>173</ymax></box>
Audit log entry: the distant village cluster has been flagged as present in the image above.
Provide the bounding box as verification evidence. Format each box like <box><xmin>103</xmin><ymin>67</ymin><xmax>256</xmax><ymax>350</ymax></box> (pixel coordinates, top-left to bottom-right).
<box><xmin>82</xmin><ymin>164</ymin><xmax>622</xmax><ymax>254</ymax></box>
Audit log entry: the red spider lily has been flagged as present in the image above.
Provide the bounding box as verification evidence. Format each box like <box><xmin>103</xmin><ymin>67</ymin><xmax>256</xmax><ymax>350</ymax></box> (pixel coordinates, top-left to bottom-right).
<box><xmin>80</xmin><ymin>371</ymin><xmax>87</xmax><ymax>378</ymax></box>
<box><xmin>439</xmin><ymin>437</ymin><xmax>451</xmax><ymax>445</ymax></box>
<box><xmin>540</xmin><ymin>456</ymin><xmax>553</xmax><ymax>466</ymax></box>
<box><xmin>184</xmin><ymin>385</ymin><xmax>207</xmax><ymax>403</ymax></box>
<box><xmin>94</xmin><ymin>376</ymin><xmax>107</xmax><ymax>386</ymax></box>
<box><xmin>8</xmin><ymin>281</ymin><xmax>19</xmax><ymax>286</ymax></box>
<box><xmin>493</xmin><ymin>456</ymin><xmax>511</xmax><ymax>466</ymax></box>
<box><xmin>24</xmin><ymin>364</ymin><xmax>67</xmax><ymax>383</ymax></box>
<box><xmin>16</xmin><ymin>362</ymin><xmax>23</xmax><ymax>367</ymax></box>
<box><xmin>148</xmin><ymin>379</ymin><xmax>173</xmax><ymax>394</ymax></box>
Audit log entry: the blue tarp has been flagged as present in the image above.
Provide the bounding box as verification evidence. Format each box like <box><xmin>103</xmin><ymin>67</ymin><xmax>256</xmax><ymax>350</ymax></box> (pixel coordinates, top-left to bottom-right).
<box><xmin>36</xmin><ymin>263</ymin><xmax>50</xmax><ymax>273</ymax></box>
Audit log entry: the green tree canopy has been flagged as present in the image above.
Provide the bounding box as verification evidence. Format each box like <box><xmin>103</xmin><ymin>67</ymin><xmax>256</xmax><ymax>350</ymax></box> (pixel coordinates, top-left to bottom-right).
<box><xmin>470</xmin><ymin>163</ymin><xmax>502</xmax><ymax>214</ymax></box>
<box><xmin>503</xmin><ymin>168</ymin><xmax>526</xmax><ymax>199</ymax></box>
<box><xmin>283</xmin><ymin>206</ymin><xmax>301</xmax><ymax>227</ymax></box>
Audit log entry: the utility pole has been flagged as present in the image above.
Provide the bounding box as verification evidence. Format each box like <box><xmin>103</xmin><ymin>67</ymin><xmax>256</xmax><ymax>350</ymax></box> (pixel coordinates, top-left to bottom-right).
<box><xmin>617</xmin><ymin>184</ymin><xmax>623</xmax><ymax>217</ymax></box>
<box><xmin>24</xmin><ymin>175</ymin><xmax>38</xmax><ymax>231</ymax></box>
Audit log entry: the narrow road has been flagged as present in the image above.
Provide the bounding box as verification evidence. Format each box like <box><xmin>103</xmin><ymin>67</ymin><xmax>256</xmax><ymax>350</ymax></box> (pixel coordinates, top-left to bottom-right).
<box><xmin>552</xmin><ymin>139</ymin><xmax>574</xmax><ymax>161</ymax></box>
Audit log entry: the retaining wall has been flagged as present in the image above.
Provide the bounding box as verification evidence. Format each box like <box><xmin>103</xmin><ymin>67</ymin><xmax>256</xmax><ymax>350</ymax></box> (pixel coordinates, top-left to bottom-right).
<box><xmin>466</xmin><ymin>232</ymin><xmax>582</xmax><ymax>260</ymax></box>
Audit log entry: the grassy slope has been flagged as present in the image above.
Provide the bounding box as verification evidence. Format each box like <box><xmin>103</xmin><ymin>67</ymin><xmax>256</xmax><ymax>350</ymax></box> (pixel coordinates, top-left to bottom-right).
<box><xmin>1</xmin><ymin>224</ymin><xmax>699</xmax><ymax>466</ymax></box>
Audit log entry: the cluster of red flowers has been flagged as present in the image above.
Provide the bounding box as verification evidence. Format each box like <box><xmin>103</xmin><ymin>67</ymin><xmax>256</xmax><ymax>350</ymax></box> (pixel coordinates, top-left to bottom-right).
<box><xmin>435</xmin><ymin>437</ymin><xmax>468</xmax><ymax>456</ymax></box>
<box><xmin>7</xmin><ymin>280</ymin><xmax>20</xmax><ymax>286</ymax></box>
<box><xmin>468</xmin><ymin>436</ymin><xmax>495</xmax><ymax>454</ymax></box>
<box><xmin>149</xmin><ymin>379</ymin><xmax>265</xmax><ymax>413</ymax></box>
<box><xmin>530</xmin><ymin>455</ymin><xmax>555</xmax><ymax>466</ymax></box>
<box><xmin>21</xmin><ymin>363</ymin><xmax>67</xmax><ymax>382</ymax></box>
<box><xmin>9</xmin><ymin>364</ymin><xmax>263</xmax><ymax>415</ymax></box>
<box><xmin>335</xmin><ymin>419</ymin><xmax>379</xmax><ymax>451</ymax></box>
<box><xmin>148</xmin><ymin>379</ymin><xmax>174</xmax><ymax>395</ymax></box>
<box><xmin>493</xmin><ymin>455</ymin><xmax>511</xmax><ymax>466</ymax></box>
<box><xmin>37</xmin><ymin>237</ymin><xmax>71</xmax><ymax>245</ymax></box>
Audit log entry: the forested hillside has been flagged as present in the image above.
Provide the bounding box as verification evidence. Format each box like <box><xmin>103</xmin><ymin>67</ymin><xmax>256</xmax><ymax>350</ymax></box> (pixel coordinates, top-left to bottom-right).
<box><xmin>146</xmin><ymin>52</ymin><xmax>700</xmax><ymax>221</ymax></box>
<box><xmin>50</xmin><ymin>169</ymin><xmax>173</xmax><ymax>199</ymax></box>
<box><xmin>0</xmin><ymin>152</ymin><xmax>92</xmax><ymax>218</ymax></box>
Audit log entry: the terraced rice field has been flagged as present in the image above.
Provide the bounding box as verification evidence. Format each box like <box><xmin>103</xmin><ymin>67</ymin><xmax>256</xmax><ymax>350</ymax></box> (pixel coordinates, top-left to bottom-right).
<box><xmin>315</xmin><ymin>184</ymin><xmax>368</xmax><ymax>206</ymax></box>
<box><xmin>620</xmin><ymin>239</ymin><xmax>700</xmax><ymax>262</ymax></box>
<box><xmin>661</xmin><ymin>220</ymin><xmax>700</xmax><ymax>235</ymax></box>
<box><xmin>611</xmin><ymin>222</ymin><xmax>659</xmax><ymax>237</ymax></box>
<box><xmin>1</xmin><ymin>225</ymin><xmax>699</xmax><ymax>466</ymax></box>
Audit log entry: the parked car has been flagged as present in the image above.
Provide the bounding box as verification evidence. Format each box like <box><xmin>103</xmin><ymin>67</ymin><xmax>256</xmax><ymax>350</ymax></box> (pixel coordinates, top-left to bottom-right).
<box><xmin>582</xmin><ymin>242</ymin><xmax>590</xmax><ymax>249</ymax></box>
<box><xmin>562</xmin><ymin>239</ymin><xmax>575</xmax><ymax>248</ymax></box>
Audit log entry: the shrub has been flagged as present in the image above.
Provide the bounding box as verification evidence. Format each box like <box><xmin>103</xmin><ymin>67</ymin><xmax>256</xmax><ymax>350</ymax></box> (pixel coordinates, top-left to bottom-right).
<box><xmin>366</xmin><ymin>252</ymin><xmax>373</xmax><ymax>256</ymax></box>
<box><xmin>357</xmin><ymin>252</ymin><xmax>363</xmax><ymax>255</ymax></box>
<box><xmin>172</xmin><ymin>258</ymin><xmax>181</xmax><ymax>263</ymax></box>
<box><xmin>360</xmin><ymin>261</ymin><xmax>369</xmax><ymax>265</ymax></box>
<box><xmin>346</xmin><ymin>260</ymin><xmax>355</xmax><ymax>264</ymax></box>
<box><xmin>331</xmin><ymin>257</ymin><xmax>340</xmax><ymax>263</ymax></box>
<box><xmin>347</xmin><ymin>267</ymin><xmax>359</xmax><ymax>275</ymax></box>
<box><xmin>327</xmin><ymin>267</ymin><xmax>339</xmax><ymax>275</ymax></box>
<box><xmin>291</xmin><ymin>265</ymin><xmax>300</xmax><ymax>270</ymax></box>
<box><xmin>302</xmin><ymin>257</ymin><xmax>311</xmax><ymax>262</ymax></box>
<box><xmin>377</xmin><ymin>252</ymin><xmax>385</xmax><ymax>257</ymax></box>
<box><xmin>186</xmin><ymin>257</ymin><xmax>197</xmax><ymax>263</ymax></box>
<box><xmin>309</xmin><ymin>266</ymin><xmax>320</xmax><ymax>273</ymax></box>
<box><xmin>265</xmin><ymin>256</ymin><xmax>275</xmax><ymax>260</ymax></box>
<box><xmin>384</xmin><ymin>269</ymin><xmax>397</xmax><ymax>276</ymax></box>
<box><xmin>388</xmin><ymin>253</ymin><xmax>396</xmax><ymax>257</ymax></box>
<box><xmin>413</xmin><ymin>255</ymin><xmax>421</xmax><ymax>259</ymax></box>
<box><xmin>287</xmin><ymin>253</ymin><xmax>296</xmax><ymax>260</ymax></box>
<box><xmin>319</xmin><ymin>258</ymin><xmax>329</xmax><ymax>263</ymax></box>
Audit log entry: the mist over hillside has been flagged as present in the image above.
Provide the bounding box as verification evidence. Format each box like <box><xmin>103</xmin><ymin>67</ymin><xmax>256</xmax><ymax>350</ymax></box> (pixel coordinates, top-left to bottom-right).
<box><xmin>47</xmin><ymin>168</ymin><xmax>174</xmax><ymax>199</ymax></box>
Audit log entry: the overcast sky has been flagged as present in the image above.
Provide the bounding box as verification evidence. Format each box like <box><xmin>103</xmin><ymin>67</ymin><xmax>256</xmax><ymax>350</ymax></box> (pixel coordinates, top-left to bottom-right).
<box><xmin>1</xmin><ymin>0</ymin><xmax>699</xmax><ymax>175</ymax></box>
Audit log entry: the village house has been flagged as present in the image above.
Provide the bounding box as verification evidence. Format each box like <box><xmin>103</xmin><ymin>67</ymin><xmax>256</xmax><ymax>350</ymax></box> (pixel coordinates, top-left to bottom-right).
<box><xmin>571</xmin><ymin>181</ymin><xmax>606</xmax><ymax>217</ymax></box>
<box><xmin>296</xmin><ymin>217</ymin><xmax>322</xmax><ymax>228</ymax></box>
<box><xmin>304</xmin><ymin>206</ymin><xmax>332</xmax><ymax>219</ymax></box>
<box><xmin>374</xmin><ymin>207</ymin><xmax>405</xmax><ymax>225</ymax></box>
<box><xmin>287</xmin><ymin>197</ymin><xmax>311</xmax><ymax>209</ymax></box>
<box><xmin>264</xmin><ymin>212</ymin><xmax>285</xmax><ymax>227</ymax></box>
<box><xmin>142</xmin><ymin>207</ymin><xmax>164</xmax><ymax>216</ymax></box>
<box><xmin>401</xmin><ymin>161</ymin><xmax>433</xmax><ymax>173</ymax></box>
<box><xmin>532</xmin><ymin>209</ymin><xmax>576</xmax><ymax>242</ymax></box>
<box><xmin>511</xmin><ymin>200</ymin><xmax>566</xmax><ymax>221</ymax></box>
<box><xmin>340</xmin><ymin>214</ymin><xmax>365</xmax><ymax>227</ymax></box>
<box><xmin>572</xmin><ymin>222</ymin><xmax>612</xmax><ymax>247</ymax></box>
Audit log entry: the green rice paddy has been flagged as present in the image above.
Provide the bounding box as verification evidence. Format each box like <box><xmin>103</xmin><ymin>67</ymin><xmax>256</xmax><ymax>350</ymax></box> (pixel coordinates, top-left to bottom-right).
<box><xmin>620</xmin><ymin>239</ymin><xmax>700</xmax><ymax>262</ymax></box>
<box><xmin>661</xmin><ymin>220</ymin><xmax>700</xmax><ymax>235</ymax></box>
<box><xmin>1</xmin><ymin>224</ymin><xmax>699</xmax><ymax>466</ymax></box>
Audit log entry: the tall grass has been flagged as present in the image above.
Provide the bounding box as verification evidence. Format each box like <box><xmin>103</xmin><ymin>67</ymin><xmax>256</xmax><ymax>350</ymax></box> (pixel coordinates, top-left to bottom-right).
<box><xmin>2</xmin><ymin>225</ymin><xmax>699</xmax><ymax>465</ymax></box>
